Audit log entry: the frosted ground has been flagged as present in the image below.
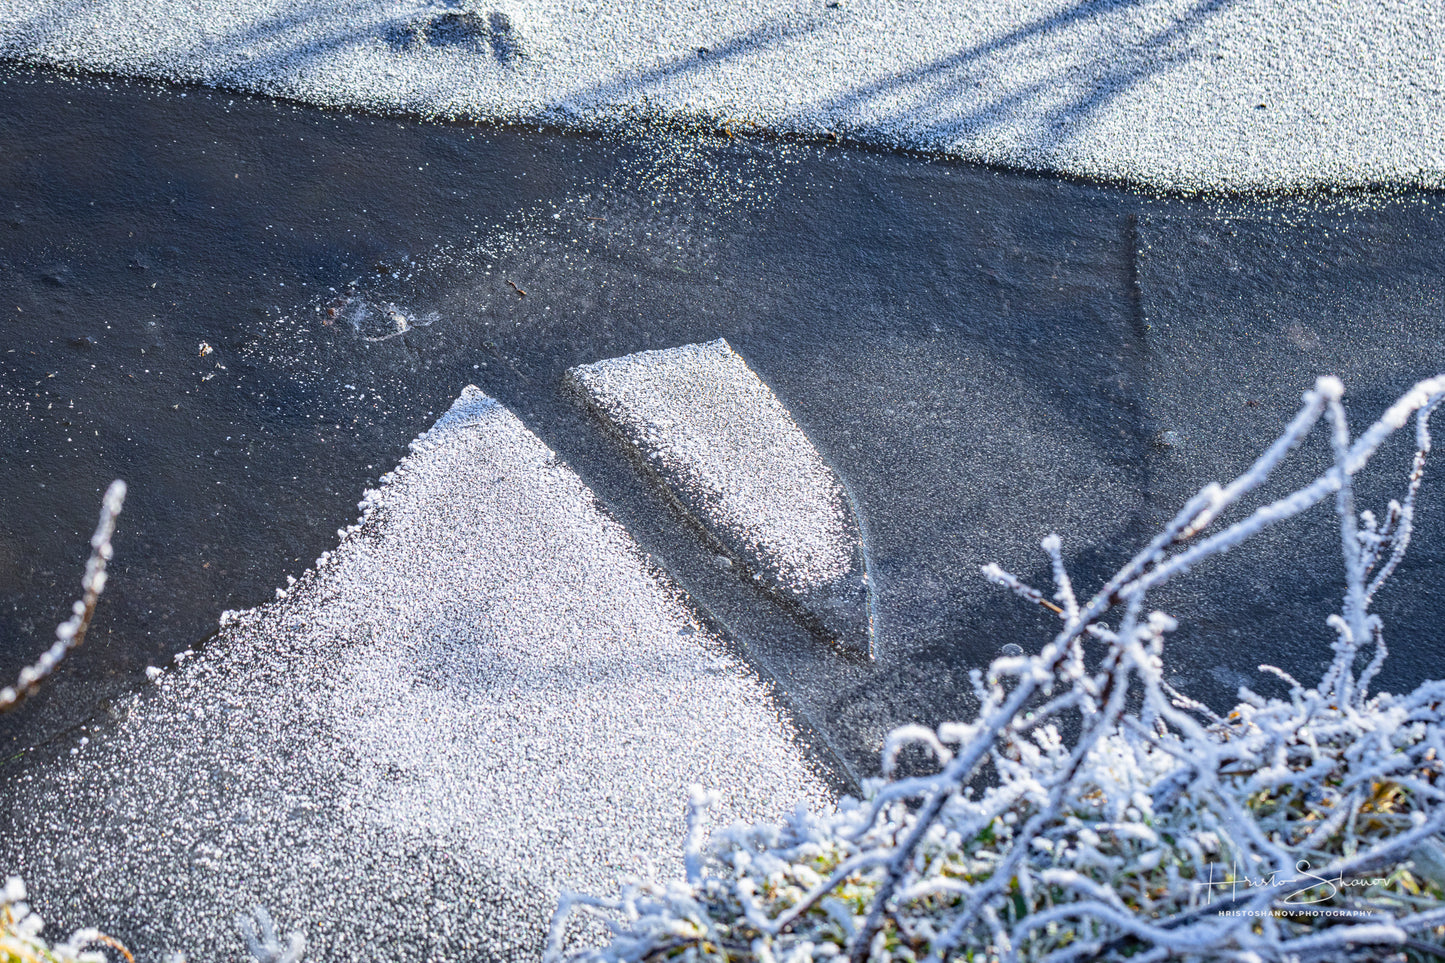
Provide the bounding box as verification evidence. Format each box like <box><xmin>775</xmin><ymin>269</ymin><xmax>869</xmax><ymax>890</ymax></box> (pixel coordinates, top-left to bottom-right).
<box><xmin>1</xmin><ymin>0</ymin><xmax>1442</xmax><ymax>191</ymax></box>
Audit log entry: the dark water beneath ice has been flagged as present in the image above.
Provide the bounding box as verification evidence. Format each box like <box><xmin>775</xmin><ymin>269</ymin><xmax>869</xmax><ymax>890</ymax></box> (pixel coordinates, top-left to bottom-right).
<box><xmin>1</xmin><ymin>65</ymin><xmax>1442</xmax><ymax>777</ymax></box>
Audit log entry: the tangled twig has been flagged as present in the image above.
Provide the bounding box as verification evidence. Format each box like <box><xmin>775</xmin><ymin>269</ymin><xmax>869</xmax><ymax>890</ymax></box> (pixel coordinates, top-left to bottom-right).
<box><xmin>548</xmin><ymin>374</ymin><xmax>1445</xmax><ymax>963</ymax></box>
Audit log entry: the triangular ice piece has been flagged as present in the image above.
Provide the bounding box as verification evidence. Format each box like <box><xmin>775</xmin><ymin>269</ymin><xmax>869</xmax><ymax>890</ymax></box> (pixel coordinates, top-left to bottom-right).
<box><xmin>0</xmin><ymin>386</ymin><xmax>831</xmax><ymax>959</ymax></box>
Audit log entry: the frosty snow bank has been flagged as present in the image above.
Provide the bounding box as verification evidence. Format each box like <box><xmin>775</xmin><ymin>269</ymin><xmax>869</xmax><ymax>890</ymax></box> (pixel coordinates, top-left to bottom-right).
<box><xmin>550</xmin><ymin>374</ymin><xmax>1445</xmax><ymax>963</ymax></box>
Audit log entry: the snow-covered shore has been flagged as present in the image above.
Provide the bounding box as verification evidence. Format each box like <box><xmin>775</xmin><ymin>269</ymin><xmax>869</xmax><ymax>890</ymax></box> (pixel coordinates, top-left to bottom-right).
<box><xmin>3</xmin><ymin>0</ymin><xmax>1441</xmax><ymax>191</ymax></box>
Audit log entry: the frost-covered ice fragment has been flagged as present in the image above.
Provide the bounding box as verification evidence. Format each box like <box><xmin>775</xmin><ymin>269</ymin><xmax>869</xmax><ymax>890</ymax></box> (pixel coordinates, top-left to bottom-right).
<box><xmin>567</xmin><ymin>339</ymin><xmax>875</xmax><ymax>656</ymax></box>
<box><xmin>0</xmin><ymin>385</ymin><xmax>831</xmax><ymax>960</ymax></box>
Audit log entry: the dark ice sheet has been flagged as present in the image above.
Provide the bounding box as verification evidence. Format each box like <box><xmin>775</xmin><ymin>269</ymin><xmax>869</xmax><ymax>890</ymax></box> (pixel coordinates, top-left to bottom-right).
<box><xmin>1</xmin><ymin>66</ymin><xmax>1442</xmax><ymax>786</ymax></box>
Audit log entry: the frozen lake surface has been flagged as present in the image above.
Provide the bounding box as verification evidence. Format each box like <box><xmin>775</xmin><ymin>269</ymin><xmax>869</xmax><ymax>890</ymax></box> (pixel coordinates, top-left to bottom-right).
<box><xmin>0</xmin><ymin>66</ymin><xmax>1443</xmax><ymax>960</ymax></box>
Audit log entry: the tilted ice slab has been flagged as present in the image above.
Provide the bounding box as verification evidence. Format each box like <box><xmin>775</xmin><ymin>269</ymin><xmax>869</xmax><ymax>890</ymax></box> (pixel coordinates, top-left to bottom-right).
<box><xmin>0</xmin><ymin>386</ymin><xmax>830</xmax><ymax>961</ymax></box>
<box><xmin>568</xmin><ymin>339</ymin><xmax>875</xmax><ymax>657</ymax></box>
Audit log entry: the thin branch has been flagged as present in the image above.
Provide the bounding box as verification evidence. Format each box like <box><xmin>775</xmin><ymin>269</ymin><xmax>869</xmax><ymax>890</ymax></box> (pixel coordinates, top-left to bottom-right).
<box><xmin>0</xmin><ymin>480</ymin><xmax>126</xmax><ymax>715</ymax></box>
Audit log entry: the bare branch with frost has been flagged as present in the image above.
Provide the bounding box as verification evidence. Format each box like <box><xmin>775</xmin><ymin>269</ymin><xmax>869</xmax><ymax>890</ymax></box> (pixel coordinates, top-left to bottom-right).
<box><xmin>0</xmin><ymin>480</ymin><xmax>126</xmax><ymax>715</ymax></box>
<box><xmin>1</xmin><ymin>874</ymin><xmax>136</xmax><ymax>962</ymax></box>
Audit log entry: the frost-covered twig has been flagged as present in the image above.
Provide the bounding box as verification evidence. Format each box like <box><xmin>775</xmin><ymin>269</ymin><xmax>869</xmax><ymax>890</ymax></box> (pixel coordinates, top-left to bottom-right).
<box><xmin>1</xmin><ymin>875</ymin><xmax>133</xmax><ymax>962</ymax></box>
<box><xmin>0</xmin><ymin>481</ymin><xmax>126</xmax><ymax>715</ymax></box>
<box><xmin>552</xmin><ymin>374</ymin><xmax>1445</xmax><ymax>963</ymax></box>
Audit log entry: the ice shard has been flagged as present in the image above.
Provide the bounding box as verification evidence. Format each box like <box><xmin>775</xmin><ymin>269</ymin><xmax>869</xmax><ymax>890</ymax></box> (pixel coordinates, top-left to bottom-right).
<box><xmin>568</xmin><ymin>339</ymin><xmax>875</xmax><ymax>657</ymax></box>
